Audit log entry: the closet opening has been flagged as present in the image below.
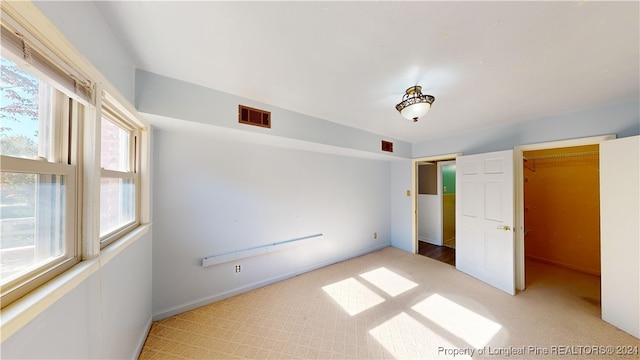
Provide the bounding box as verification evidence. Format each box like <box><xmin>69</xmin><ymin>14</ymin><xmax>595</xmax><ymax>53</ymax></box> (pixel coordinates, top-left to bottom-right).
<box><xmin>522</xmin><ymin>144</ymin><xmax>601</xmax><ymax>309</ymax></box>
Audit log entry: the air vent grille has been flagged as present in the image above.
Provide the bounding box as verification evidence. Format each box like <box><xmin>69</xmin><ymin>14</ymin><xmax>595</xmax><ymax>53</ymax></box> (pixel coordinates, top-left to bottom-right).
<box><xmin>239</xmin><ymin>105</ymin><xmax>271</xmax><ymax>128</ymax></box>
<box><xmin>382</xmin><ymin>140</ymin><xmax>394</xmax><ymax>153</ymax></box>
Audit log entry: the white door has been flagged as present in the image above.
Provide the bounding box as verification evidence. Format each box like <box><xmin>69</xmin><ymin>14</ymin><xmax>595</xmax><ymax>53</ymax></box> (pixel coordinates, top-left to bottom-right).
<box><xmin>600</xmin><ymin>136</ymin><xmax>639</xmax><ymax>338</ymax></box>
<box><xmin>456</xmin><ymin>150</ymin><xmax>515</xmax><ymax>295</ymax></box>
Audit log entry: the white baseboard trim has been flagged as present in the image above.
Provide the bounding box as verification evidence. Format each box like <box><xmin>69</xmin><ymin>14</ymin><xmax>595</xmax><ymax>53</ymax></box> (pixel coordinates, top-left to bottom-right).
<box><xmin>152</xmin><ymin>242</ymin><xmax>390</xmax><ymax>321</ymax></box>
<box><xmin>525</xmin><ymin>255</ymin><xmax>600</xmax><ymax>276</ymax></box>
<box><xmin>418</xmin><ymin>237</ymin><xmax>442</xmax><ymax>246</ymax></box>
<box><xmin>294</xmin><ymin>242</ymin><xmax>390</xmax><ymax>276</ymax></box>
<box><xmin>131</xmin><ymin>316</ymin><xmax>153</xmax><ymax>360</ymax></box>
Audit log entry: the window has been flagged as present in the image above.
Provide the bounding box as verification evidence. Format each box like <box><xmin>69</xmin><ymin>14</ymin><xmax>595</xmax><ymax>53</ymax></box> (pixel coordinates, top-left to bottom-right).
<box><xmin>0</xmin><ymin>7</ymin><xmax>147</xmax><ymax>310</ymax></box>
<box><xmin>99</xmin><ymin>108</ymin><xmax>139</xmax><ymax>247</ymax></box>
<box><xmin>0</xmin><ymin>56</ymin><xmax>79</xmax><ymax>306</ymax></box>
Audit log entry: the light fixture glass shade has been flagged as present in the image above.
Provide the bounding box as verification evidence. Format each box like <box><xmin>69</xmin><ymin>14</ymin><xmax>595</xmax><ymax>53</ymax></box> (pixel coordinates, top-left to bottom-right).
<box><xmin>395</xmin><ymin>86</ymin><xmax>435</xmax><ymax>122</ymax></box>
<box><xmin>400</xmin><ymin>102</ymin><xmax>430</xmax><ymax>121</ymax></box>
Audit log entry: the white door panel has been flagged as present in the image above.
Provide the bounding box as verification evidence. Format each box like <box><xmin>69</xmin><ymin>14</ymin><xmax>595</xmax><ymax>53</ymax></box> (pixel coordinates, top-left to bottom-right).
<box><xmin>458</xmin><ymin>226</ymin><xmax>482</xmax><ymax>266</ymax></box>
<box><xmin>600</xmin><ymin>136</ymin><xmax>640</xmax><ymax>338</ymax></box>
<box><xmin>460</xmin><ymin>181</ymin><xmax>479</xmax><ymax>217</ymax></box>
<box><xmin>460</xmin><ymin>160</ymin><xmax>478</xmax><ymax>174</ymax></box>
<box><xmin>484</xmin><ymin>181</ymin><xmax>504</xmax><ymax>221</ymax></box>
<box><xmin>456</xmin><ymin>150</ymin><xmax>515</xmax><ymax>295</ymax></box>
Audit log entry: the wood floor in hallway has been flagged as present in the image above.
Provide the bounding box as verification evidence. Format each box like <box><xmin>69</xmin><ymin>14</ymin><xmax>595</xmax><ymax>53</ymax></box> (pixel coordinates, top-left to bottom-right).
<box><xmin>418</xmin><ymin>240</ymin><xmax>455</xmax><ymax>266</ymax></box>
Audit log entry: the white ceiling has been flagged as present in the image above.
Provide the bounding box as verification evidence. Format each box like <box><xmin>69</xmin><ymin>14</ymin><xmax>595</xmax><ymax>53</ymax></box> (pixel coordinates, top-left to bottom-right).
<box><xmin>95</xmin><ymin>1</ymin><xmax>639</xmax><ymax>143</ymax></box>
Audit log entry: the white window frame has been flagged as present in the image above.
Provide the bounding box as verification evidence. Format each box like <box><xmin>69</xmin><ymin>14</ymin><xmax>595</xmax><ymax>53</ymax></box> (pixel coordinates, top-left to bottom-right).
<box><xmin>0</xmin><ymin>1</ymin><xmax>150</xmax><ymax>333</ymax></box>
<box><xmin>0</xmin><ymin>157</ymin><xmax>79</xmax><ymax>301</ymax></box>
<box><xmin>99</xmin><ymin>104</ymin><xmax>141</xmax><ymax>248</ymax></box>
<box><xmin>0</xmin><ymin>67</ymin><xmax>80</xmax><ymax>307</ymax></box>
<box><xmin>0</xmin><ymin>2</ymin><xmax>151</xmax><ymax>314</ymax></box>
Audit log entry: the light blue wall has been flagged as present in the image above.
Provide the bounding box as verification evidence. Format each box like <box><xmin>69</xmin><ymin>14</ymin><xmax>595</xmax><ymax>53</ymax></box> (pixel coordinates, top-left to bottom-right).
<box><xmin>136</xmin><ymin>70</ymin><xmax>412</xmax><ymax>159</ymax></box>
<box><xmin>34</xmin><ymin>1</ymin><xmax>136</xmax><ymax>104</ymax></box>
<box><xmin>413</xmin><ymin>101</ymin><xmax>640</xmax><ymax>157</ymax></box>
<box><xmin>2</xmin><ymin>231</ymin><xmax>153</xmax><ymax>359</ymax></box>
<box><xmin>2</xmin><ymin>273</ymin><xmax>104</xmax><ymax>359</ymax></box>
<box><xmin>137</xmin><ymin>67</ymin><xmax>402</xmax><ymax>319</ymax></box>
<box><xmin>101</xmin><ymin>232</ymin><xmax>153</xmax><ymax>359</ymax></box>
<box><xmin>150</xmin><ymin>123</ymin><xmax>391</xmax><ymax>318</ymax></box>
<box><xmin>390</xmin><ymin>159</ymin><xmax>413</xmax><ymax>252</ymax></box>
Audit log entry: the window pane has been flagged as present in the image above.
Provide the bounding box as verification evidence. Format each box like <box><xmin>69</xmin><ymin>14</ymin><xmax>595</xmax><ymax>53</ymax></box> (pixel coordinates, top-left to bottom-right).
<box><xmin>100</xmin><ymin>177</ymin><xmax>134</xmax><ymax>236</ymax></box>
<box><xmin>101</xmin><ymin>117</ymin><xmax>130</xmax><ymax>172</ymax></box>
<box><xmin>1</xmin><ymin>56</ymin><xmax>53</xmax><ymax>159</ymax></box>
<box><xmin>0</xmin><ymin>172</ymin><xmax>66</xmax><ymax>284</ymax></box>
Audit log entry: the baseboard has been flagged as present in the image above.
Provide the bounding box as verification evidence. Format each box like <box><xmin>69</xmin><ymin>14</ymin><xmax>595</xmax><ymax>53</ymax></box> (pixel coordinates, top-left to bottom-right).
<box><xmin>294</xmin><ymin>242</ymin><xmax>390</xmax><ymax>275</ymax></box>
<box><xmin>152</xmin><ymin>242</ymin><xmax>390</xmax><ymax>321</ymax></box>
<box><xmin>131</xmin><ymin>315</ymin><xmax>153</xmax><ymax>360</ymax></box>
<box><xmin>418</xmin><ymin>237</ymin><xmax>442</xmax><ymax>246</ymax></box>
<box><xmin>525</xmin><ymin>255</ymin><xmax>600</xmax><ymax>276</ymax></box>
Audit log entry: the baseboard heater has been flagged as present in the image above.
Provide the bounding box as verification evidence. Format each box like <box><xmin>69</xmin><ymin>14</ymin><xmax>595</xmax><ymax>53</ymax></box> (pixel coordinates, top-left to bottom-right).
<box><xmin>202</xmin><ymin>233</ymin><xmax>323</xmax><ymax>268</ymax></box>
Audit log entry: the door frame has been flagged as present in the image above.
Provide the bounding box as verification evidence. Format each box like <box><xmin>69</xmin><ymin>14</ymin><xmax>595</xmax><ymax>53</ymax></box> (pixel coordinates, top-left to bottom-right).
<box><xmin>513</xmin><ymin>135</ymin><xmax>615</xmax><ymax>291</ymax></box>
<box><xmin>412</xmin><ymin>153</ymin><xmax>462</xmax><ymax>254</ymax></box>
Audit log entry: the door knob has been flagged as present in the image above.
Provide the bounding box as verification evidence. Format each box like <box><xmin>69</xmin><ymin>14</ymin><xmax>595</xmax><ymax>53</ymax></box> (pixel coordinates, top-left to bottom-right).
<box><xmin>497</xmin><ymin>225</ymin><xmax>511</xmax><ymax>231</ymax></box>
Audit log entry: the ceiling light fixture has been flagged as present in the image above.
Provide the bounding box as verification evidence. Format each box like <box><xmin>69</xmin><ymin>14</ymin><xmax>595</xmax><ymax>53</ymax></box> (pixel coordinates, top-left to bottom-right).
<box><xmin>395</xmin><ymin>85</ymin><xmax>435</xmax><ymax>122</ymax></box>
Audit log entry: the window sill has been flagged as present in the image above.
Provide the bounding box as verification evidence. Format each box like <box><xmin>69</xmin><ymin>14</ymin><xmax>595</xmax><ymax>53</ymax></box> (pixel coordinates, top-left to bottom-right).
<box><xmin>0</xmin><ymin>223</ymin><xmax>151</xmax><ymax>343</ymax></box>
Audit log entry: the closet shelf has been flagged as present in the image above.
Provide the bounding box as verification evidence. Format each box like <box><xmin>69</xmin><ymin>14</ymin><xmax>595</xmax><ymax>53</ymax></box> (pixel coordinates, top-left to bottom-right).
<box><xmin>524</xmin><ymin>151</ymin><xmax>598</xmax><ymax>161</ymax></box>
<box><xmin>523</xmin><ymin>150</ymin><xmax>598</xmax><ymax>172</ymax></box>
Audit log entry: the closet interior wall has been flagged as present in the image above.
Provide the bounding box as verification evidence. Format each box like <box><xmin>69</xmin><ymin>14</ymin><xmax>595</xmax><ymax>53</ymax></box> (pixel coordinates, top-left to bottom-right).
<box><xmin>523</xmin><ymin>144</ymin><xmax>601</xmax><ymax>275</ymax></box>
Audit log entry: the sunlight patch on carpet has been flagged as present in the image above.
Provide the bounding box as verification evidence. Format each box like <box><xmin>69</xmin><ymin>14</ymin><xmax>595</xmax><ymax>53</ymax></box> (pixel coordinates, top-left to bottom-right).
<box><xmin>359</xmin><ymin>267</ymin><xmax>418</xmax><ymax>297</ymax></box>
<box><xmin>322</xmin><ymin>277</ymin><xmax>385</xmax><ymax>316</ymax></box>
<box><xmin>412</xmin><ymin>293</ymin><xmax>502</xmax><ymax>349</ymax></box>
<box><xmin>369</xmin><ymin>312</ymin><xmax>472</xmax><ymax>359</ymax></box>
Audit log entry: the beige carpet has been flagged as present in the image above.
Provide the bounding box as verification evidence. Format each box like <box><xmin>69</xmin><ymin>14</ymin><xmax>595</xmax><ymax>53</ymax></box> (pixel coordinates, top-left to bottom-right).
<box><xmin>139</xmin><ymin>247</ymin><xmax>638</xmax><ymax>359</ymax></box>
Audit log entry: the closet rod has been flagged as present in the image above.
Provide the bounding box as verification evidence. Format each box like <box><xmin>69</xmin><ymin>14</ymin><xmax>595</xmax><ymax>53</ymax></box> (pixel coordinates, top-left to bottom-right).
<box><xmin>525</xmin><ymin>150</ymin><xmax>598</xmax><ymax>161</ymax></box>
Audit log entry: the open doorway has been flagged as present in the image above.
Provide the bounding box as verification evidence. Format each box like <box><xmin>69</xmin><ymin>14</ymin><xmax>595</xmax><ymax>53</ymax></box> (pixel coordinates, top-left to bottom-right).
<box><xmin>415</xmin><ymin>157</ymin><xmax>458</xmax><ymax>266</ymax></box>
<box><xmin>514</xmin><ymin>135</ymin><xmax>613</xmax><ymax>291</ymax></box>
<box><xmin>522</xmin><ymin>144</ymin><xmax>601</xmax><ymax>302</ymax></box>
